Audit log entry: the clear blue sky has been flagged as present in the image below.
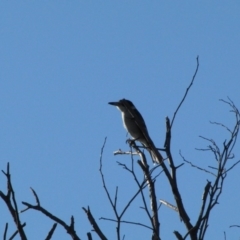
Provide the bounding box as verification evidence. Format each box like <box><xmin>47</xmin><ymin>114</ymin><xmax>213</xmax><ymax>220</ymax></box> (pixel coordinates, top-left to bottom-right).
<box><xmin>0</xmin><ymin>2</ymin><xmax>240</xmax><ymax>239</ymax></box>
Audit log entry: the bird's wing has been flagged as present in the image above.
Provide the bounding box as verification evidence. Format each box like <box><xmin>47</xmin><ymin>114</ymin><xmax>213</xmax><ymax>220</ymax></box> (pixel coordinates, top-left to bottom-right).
<box><xmin>122</xmin><ymin>100</ymin><xmax>152</xmax><ymax>145</ymax></box>
<box><xmin>122</xmin><ymin>99</ymin><xmax>163</xmax><ymax>164</ymax></box>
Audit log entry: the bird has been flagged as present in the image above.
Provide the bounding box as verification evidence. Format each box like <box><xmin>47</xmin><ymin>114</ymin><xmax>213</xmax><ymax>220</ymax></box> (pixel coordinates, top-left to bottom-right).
<box><xmin>108</xmin><ymin>99</ymin><xmax>163</xmax><ymax>164</ymax></box>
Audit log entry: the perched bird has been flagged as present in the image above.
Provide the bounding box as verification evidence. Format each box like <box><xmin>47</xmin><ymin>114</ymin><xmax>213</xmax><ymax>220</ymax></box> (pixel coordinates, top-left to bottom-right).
<box><xmin>108</xmin><ymin>99</ymin><xmax>163</xmax><ymax>164</ymax></box>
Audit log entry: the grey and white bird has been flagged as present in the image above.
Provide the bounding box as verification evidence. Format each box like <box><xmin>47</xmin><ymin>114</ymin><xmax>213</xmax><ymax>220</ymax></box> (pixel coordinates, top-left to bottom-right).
<box><xmin>108</xmin><ymin>99</ymin><xmax>163</xmax><ymax>164</ymax></box>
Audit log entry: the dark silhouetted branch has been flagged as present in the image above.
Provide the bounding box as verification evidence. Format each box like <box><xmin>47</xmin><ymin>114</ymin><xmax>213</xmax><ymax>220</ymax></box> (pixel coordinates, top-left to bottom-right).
<box><xmin>99</xmin><ymin>137</ymin><xmax>156</xmax><ymax>239</ymax></box>
<box><xmin>8</xmin><ymin>223</ymin><xmax>26</xmax><ymax>240</ymax></box>
<box><xmin>180</xmin><ymin>151</ymin><xmax>216</xmax><ymax>176</ymax></box>
<box><xmin>22</xmin><ymin>188</ymin><xmax>80</xmax><ymax>240</ymax></box>
<box><xmin>45</xmin><ymin>223</ymin><xmax>57</xmax><ymax>240</ymax></box>
<box><xmin>3</xmin><ymin>223</ymin><xmax>8</xmax><ymax>240</ymax></box>
<box><xmin>87</xmin><ymin>232</ymin><xmax>92</xmax><ymax>240</ymax></box>
<box><xmin>171</xmin><ymin>56</ymin><xmax>199</xmax><ymax>128</ymax></box>
<box><xmin>82</xmin><ymin>207</ymin><xmax>107</xmax><ymax>240</ymax></box>
<box><xmin>193</xmin><ymin>98</ymin><xmax>240</xmax><ymax>240</ymax></box>
<box><xmin>0</xmin><ymin>163</ymin><xmax>27</xmax><ymax>240</ymax></box>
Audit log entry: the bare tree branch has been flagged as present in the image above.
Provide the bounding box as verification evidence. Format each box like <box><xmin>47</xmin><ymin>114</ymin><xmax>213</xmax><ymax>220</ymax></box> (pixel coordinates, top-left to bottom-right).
<box><xmin>159</xmin><ymin>199</ymin><xmax>178</xmax><ymax>212</ymax></box>
<box><xmin>137</xmin><ymin>158</ymin><xmax>160</xmax><ymax>239</ymax></box>
<box><xmin>193</xmin><ymin>98</ymin><xmax>240</xmax><ymax>240</ymax></box>
<box><xmin>45</xmin><ymin>223</ymin><xmax>57</xmax><ymax>240</ymax></box>
<box><xmin>100</xmin><ymin>217</ymin><xmax>153</xmax><ymax>230</ymax></box>
<box><xmin>99</xmin><ymin>137</ymin><xmax>161</xmax><ymax>239</ymax></box>
<box><xmin>21</xmin><ymin>187</ymin><xmax>80</xmax><ymax>240</ymax></box>
<box><xmin>174</xmin><ymin>231</ymin><xmax>184</xmax><ymax>240</ymax></box>
<box><xmin>171</xmin><ymin>56</ymin><xmax>199</xmax><ymax>128</ymax></box>
<box><xmin>3</xmin><ymin>223</ymin><xmax>8</xmax><ymax>240</ymax></box>
<box><xmin>229</xmin><ymin>225</ymin><xmax>240</xmax><ymax>228</ymax></box>
<box><xmin>0</xmin><ymin>163</ymin><xmax>27</xmax><ymax>240</ymax></box>
<box><xmin>127</xmin><ymin>141</ymin><xmax>161</xmax><ymax>240</ymax></box>
<box><xmin>164</xmin><ymin>117</ymin><xmax>195</xmax><ymax>238</ymax></box>
<box><xmin>8</xmin><ymin>223</ymin><xmax>26</xmax><ymax>240</ymax></box>
<box><xmin>82</xmin><ymin>207</ymin><xmax>107</xmax><ymax>240</ymax></box>
<box><xmin>209</xmin><ymin>121</ymin><xmax>232</xmax><ymax>134</ymax></box>
<box><xmin>180</xmin><ymin>151</ymin><xmax>216</xmax><ymax>176</ymax></box>
<box><xmin>87</xmin><ymin>232</ymin><xmax>93</xmax><ymax>240</ymax></box>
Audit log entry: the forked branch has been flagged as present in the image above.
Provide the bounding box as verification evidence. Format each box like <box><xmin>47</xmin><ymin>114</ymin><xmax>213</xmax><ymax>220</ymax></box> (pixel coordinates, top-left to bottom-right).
<box><xmin>21</xmin><ymin>188</ymin><xmax>80</xmax><ymax>240</ymax></box>
<box><xmin>0</xmin><ymin>163</ymin><xmax>27</xmax><ymax>240</ymax></box>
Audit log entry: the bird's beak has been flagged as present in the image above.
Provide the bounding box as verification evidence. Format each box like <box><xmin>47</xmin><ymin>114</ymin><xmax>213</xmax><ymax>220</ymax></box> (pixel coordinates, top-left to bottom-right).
<box><xmin>108</xmin><ymin>102</ymin><xmax>119</xmax><ymax>106</ymax></box>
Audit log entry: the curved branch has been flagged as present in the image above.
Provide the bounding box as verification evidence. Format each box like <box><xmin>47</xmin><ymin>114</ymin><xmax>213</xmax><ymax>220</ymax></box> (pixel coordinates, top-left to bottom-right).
<box><xmin>22</xmin><ymin>188</ymin><xmax>80</xmax><ymax>240</ymax></box>
<box><xmin>171</xmin><ymin>56</ymin><xmax>199</xmax><ymax>128</ymax></box>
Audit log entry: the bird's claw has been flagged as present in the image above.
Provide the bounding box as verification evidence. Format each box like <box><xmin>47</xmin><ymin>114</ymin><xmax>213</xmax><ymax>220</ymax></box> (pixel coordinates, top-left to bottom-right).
<box><xmin>126</xmin><ymin>139</ymin><xmax>136</xmax><ymax>147</ymax></box>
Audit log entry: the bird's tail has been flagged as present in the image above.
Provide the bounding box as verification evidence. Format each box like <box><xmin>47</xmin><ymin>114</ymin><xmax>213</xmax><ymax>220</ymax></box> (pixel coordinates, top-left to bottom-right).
<box><xmin>141</xmin><ymin>139</ymin><xmax>163</xmax><ymax>164</ymax></box>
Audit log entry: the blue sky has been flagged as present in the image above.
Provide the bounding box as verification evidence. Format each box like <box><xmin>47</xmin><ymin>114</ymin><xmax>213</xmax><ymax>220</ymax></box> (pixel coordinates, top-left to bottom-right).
<box><xmin>0</xmin><ymin>2</ymin><xmax>240</xmax><ymax>239</ymax></box>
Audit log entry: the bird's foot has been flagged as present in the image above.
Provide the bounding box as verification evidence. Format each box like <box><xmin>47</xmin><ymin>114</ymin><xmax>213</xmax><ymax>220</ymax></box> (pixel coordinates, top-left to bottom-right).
<box><xmin>126</xmin><ymin>139</ymin><xmax>136</xmax><ymax>147</ymax></box>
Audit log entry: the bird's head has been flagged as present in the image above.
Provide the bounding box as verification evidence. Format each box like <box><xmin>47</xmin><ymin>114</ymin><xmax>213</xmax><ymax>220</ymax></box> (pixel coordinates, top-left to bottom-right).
<box><xmin>108</xmin><ymin>99</ymin><xmax>136</xmax><ymax>113</ymax></box>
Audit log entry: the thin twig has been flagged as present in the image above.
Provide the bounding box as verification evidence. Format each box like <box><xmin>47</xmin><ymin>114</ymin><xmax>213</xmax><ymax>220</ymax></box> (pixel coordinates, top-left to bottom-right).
<box><xmin>171</xmin><ymin>56</ymin><xmax>199</xmax><ymax>128</ymax></box>
<box><xmin>0</xmin><ymin>163</ymin><xmax>27</xmax><ymax>240</ymax></box>
<box><xmin>3</xmin><ymin>223</ymin><xmax>8</xmax><ymax>240</ymax></box>
<box><xmin>22</xmin><ymin>192</ymin><xmax>80</xmax><ymax>240</ymax></box>
<box><xmin>100</xmin><ymin>217</ymin><xmax>153</xmax><ymax>230</ymax></box>
<box><xmin>8</xmin><ymin>223</ymin><xmax>26</xmax><ymax>240</ymax></box>
<box><xmin>196</xmin><ymin>99</ymin><xmax>240</xmax><ymax>240</ymax></box>
<box><xmin>83</xmin><ymin>207</ymin><xmax>107</xmax><ymax>240</ymax></box>
<box><xmin>210</xmin><ymin>121</ymin><xmax>232</xmax><ymax>134</ymax></box>
<box><xmin>225</xmin><ymin>160</ymin><xmax>240</xmax><ymax>173</ymax></box>
<box><xmin>45</xmin><ymin>223</ymin><xmax>57</xmax><ymax>240</ymax></box>
<box><xmin>180</xmin><ymin>151</ymin><xmax>216</xmax><ymax>176</ymax></box>
<box><xmin>229</xmin><ymin>225</ymin><xmax>240</xmax><ymax>228</ymax></box>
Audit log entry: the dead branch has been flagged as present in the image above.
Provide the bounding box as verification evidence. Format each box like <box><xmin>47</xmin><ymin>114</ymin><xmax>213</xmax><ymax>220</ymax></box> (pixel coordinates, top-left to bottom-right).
<box><xmin>180</xmin><ymin>151</ymin><xmax>216</xmax><ymax>176</ymax></box>
<box><xmin>0</xmin><ymin>163</ymin><xmax>27</xmax><ymax>240</ymax></box>
<box><xmin>229</xmin><ymin>225</ymin><xmax>240</xmax><ymax>228</ymax></box>
<box><xmin>3</xmin><ymin>223</ymin><xmax>8</xmax><ymax>240</ymax></box>
<box><xmin>171</xmin><ymin>56</ymin><xmax>199</xmax><ymax>128</ymax></box>
<box><xmin>159</xmin><ymin>199</ymin><xmax>178</xmax><ymax>212</ymax></box>
<box><xmin>87</xmin><ymin>232</ymin><xmax>92</xmax><ymax>240</ymax></box>
<box><xmin>164</xmin><ymin>117</ymin><xmax>195</xmax><ymax>238</ymax></box>
<box><xmin>128</xmin><ymin>142</ymin><xmax>161</xmax><ymax>240</ymax></box>
<box><xmin>82</xmin><ymin>207</ymin><xmax>107</xmax><ymax>240</ymax></box>
<box><xmin>99</xmin><ymin>137</ymin><xmax>158</xmax><ymax>239</ymax></box>
<box><xmin>193</xmin><ymin>98</ymin><xmax>240</xmax><ymax>240</ymax></box>
<box><xmin>45</xmin><ymin>223</ymin><xmax>57</xmax><ymax>240</ymax></box>
<box><xmin>8</xmin><ymin>223</ymin><xmax>26</xmax><ymax>240</ymax></box>
<box><xmin>137</xmin><ymin>159</ymin><xmax>160</xmax><ymax>239</ymax></box>
<box><xmin>21</xmin><ymin>187</ymin><xmax>80</xmax><ymax>240</ymax></box>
